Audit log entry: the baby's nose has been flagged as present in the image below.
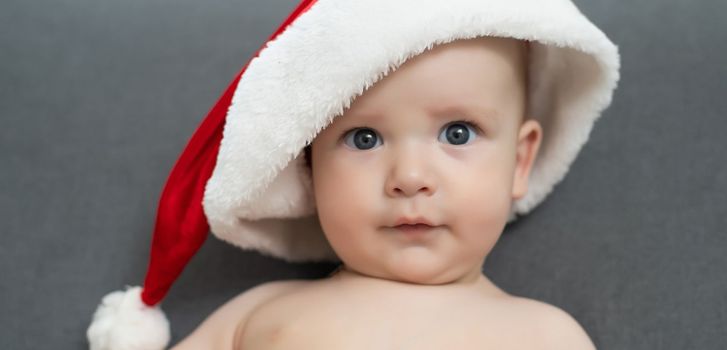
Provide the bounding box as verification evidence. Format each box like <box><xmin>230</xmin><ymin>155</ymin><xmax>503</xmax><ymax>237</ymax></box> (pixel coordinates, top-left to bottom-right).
<box><xmin>384</xmin><ymin>148</ymin><xmax>437</xmax><ymax>198</ymax></box>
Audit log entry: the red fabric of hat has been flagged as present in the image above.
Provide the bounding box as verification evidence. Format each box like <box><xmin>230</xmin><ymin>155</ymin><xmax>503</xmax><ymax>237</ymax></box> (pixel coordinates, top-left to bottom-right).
<box><xmin>86</xmin><ymin>2</ymin><xmax>319</xmax><ymax>350</ymax></box>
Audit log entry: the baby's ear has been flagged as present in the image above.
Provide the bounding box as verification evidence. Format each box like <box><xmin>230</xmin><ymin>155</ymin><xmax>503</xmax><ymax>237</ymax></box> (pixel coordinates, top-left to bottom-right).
<box><xmin>511</xmin><ymin>119</ymin><xmax>542</xmax><ymax>200</ymax></box>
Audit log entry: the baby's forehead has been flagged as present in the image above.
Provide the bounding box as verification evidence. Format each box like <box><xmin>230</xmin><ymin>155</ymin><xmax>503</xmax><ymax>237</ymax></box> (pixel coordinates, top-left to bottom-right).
<box><xmin>339</xmin><ymin>37</ymin><xmax>528</xmax><ymax>121</ymax></box>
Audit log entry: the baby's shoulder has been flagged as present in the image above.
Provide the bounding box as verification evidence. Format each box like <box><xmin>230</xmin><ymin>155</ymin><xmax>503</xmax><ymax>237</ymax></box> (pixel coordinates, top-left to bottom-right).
<box><xmin>229</xmin><ymin>279</ymin><xmax>312</xmax><ymax>343</ymax></box>
<box><xmin>494</xmin><ymin>296</ymin><xmax>596</xmax><ymax>350</ymax></box>
<box><xmin>170</xmin><ymin>279</ymin><xmax>311</xmax><ymax>350</ymax></box>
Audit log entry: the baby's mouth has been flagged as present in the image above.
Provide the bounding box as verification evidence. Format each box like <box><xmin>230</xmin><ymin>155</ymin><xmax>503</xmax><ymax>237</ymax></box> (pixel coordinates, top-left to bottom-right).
<box><xmin>392</xmin><ymin>223</ymin><xmax>438</xmax><ymax>235</ymax></box>
<box><xmin>395</xmin><ymin>223</ymin><xmax>432</xmax><ymax>229</ymax></box>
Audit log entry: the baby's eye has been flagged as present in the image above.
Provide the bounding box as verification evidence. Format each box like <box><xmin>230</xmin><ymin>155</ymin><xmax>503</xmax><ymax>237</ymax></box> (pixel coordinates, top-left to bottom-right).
<box><xmin>438</xmin><ymin>121</ymin><xmax>479</xmax><ymax>145</ymax></box>
<box><xmin>342</xmin><ymin>121</ymin><xmax>481</xmax><ymax>150</ymax></box>
<box><xmin>343</xmin><ymin>128</ymin><xmax>382</xmax><ymax>150</ymax></box>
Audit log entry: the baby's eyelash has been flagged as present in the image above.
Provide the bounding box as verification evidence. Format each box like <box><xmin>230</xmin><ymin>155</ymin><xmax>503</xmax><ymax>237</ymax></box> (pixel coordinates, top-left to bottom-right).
<box><xmin>456</xmin><ymin>118</ymin><xmax>484</xmax><ymax>135</ymax></box>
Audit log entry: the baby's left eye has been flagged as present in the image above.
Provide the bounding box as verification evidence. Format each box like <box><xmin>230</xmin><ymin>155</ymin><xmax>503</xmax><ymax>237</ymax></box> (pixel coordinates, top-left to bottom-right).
<box><xmin>438</xmin><ymin>121</ymin><xmax>479</xmax><ymax>145</ymax></box>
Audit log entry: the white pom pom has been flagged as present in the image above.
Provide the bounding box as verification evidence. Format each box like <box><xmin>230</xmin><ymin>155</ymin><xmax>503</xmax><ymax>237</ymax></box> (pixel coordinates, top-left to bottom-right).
<box><xmin>87</xmin><ymin>286</ymin><xmax>171</xmax><ymax>350</ymax></box>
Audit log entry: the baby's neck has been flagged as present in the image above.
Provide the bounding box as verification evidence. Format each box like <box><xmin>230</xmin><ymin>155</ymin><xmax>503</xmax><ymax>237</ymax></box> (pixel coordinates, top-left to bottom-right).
<box><xmin>328</xmin><ymin>264</ymin><xmax>506</xmax><ymax>297</ymax></box>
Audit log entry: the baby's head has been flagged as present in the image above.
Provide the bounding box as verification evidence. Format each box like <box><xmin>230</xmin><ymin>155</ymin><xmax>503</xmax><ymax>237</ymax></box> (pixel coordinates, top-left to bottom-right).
<box><xmin>303</xmin><ymin>36</ymin><xmax>542</xmax><ymax>285</ymax></box>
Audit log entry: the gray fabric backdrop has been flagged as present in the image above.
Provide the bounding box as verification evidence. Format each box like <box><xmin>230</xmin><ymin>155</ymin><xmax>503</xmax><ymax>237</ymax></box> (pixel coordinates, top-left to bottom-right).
<box><xmin>1</xmin><ymin>0</ymin><xmax>725</xmax><ymax>348</ymax></box>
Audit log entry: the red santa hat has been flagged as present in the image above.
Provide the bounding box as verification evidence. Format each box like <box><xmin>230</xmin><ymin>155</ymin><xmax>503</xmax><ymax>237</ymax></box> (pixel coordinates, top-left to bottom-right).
<box><xmin>87</xmin><ymin>0</ymin><xmax>620</xmax><ymax>349</ymax></box>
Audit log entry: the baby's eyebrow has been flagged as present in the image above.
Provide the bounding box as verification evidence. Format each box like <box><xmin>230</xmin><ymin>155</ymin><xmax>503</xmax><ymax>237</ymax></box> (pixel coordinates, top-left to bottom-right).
<box><xmin>340</xmin><ymin>103</ymin><xmax>499</xmax><ymax>127</ymax></box>
<box><xmin>432</xmin><ymin>103</ymin><xmax>501</xmax><ymax>122</ymax></box>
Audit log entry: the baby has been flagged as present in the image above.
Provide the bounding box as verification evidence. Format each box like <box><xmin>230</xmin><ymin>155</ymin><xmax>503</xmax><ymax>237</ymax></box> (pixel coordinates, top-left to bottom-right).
<box><xmin>86</xmin><ymin>1</ymin><xmax>620</xmax><ymax>349</ymax></box>
<box><xmin>171</xmin><ymin>36</ymin><xmax>592</xmax><ymax>349</ymax></box>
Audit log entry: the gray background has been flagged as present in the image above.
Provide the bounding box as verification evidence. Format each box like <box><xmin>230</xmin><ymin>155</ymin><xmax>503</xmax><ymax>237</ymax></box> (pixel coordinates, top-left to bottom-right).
<box><xmin>1</xmin><ymin>0</ymin><xmax>725</xmax><ymax>348</ymax></box>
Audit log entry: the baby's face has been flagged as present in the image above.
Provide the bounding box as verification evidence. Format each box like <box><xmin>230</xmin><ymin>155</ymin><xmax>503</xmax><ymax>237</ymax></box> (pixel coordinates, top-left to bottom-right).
<box><xmin>310</xmin><ymin>36</ymin><xmax>541</xmax><ymax>285</ymax></box>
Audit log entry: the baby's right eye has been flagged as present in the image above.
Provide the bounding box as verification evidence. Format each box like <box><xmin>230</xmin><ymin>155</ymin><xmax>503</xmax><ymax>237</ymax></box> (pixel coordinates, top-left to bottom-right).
<box><xmin>343</xmin><ymin>128</ymin><xmax>382</xmax><ymax>150</ymax></box>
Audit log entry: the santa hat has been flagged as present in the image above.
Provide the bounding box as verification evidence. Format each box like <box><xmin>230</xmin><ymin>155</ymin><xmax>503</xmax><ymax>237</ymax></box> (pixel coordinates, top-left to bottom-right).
<box><xmin>87</xmin><ymin>0</ymin><xmax>620</xmax><ymax>349</ymax></box>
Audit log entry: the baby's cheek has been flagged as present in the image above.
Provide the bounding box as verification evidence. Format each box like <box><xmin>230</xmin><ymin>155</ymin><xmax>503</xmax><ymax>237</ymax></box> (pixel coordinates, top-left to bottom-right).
<box><xmin>315</xmin><ymin>171</ymin><xmax>374</xmax><ymax>242</ymax></box>
<box><xmin>451</xmin><ymin>172</ymin><xmax>510</xmax><ymax>246</ymax></box>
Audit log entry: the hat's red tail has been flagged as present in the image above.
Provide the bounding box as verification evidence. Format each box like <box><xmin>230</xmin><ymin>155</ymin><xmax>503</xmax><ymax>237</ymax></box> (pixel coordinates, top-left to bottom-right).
<box><xmin>139</xmin><ymin>0</ymin><xmax>320</xmax><ymax>307</ymax></box>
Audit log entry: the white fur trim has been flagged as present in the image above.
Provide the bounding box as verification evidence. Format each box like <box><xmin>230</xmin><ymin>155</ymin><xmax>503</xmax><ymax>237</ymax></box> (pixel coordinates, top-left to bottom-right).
<box><xmin>202</xmin><ymin>0</ymin><xmax>620</xmax><ymax>261</ymax></box>
<box><xmin>87</xmin><ymin>286</ymin><xmax>170</xmax><ymax>350</ymax></box>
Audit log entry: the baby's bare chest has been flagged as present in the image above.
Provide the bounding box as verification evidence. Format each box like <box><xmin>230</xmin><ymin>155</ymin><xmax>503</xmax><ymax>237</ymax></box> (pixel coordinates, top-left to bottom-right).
<box><xmin>238</xmin><ymin>289</ymin><xmax>535</xmax><ymax>349</ymax></box>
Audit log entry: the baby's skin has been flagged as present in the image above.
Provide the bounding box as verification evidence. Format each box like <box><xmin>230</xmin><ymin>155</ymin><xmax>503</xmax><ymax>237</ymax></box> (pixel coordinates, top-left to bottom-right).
<box><xmin>172</xmin><ymin>36</ymin><xmax>596</xmax><ymax>349</ymax></box>
<box><xmin>171</xmin><ymin>267</ymin><xmax>595</xmax><ymax>349</ymax></box>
